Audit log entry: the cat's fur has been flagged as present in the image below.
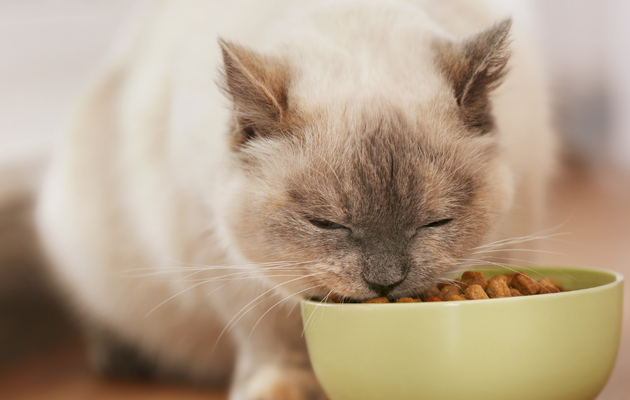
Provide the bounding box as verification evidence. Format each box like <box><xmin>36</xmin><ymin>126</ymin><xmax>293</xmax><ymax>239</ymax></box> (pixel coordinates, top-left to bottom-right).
<box><xmin>36</xmin><ymin>0</ymin><xmax>555</xmax><ymax>398</ymax></box>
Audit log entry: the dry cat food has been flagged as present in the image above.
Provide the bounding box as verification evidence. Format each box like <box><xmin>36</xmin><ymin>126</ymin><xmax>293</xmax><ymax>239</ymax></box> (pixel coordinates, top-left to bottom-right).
<box><xmin>354</xmin><ymin>271</ymin><xmax>566</xmax><ymax>304</ymax></box>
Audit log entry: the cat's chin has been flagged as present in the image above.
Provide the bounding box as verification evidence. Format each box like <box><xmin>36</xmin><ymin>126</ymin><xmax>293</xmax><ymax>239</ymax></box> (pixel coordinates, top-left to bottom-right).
<box><xmin>307</xmin><ymin>291</ymin><xmax>415</xmax><ymax>304</ymax></box>
<box><xmin>307</xmin><ymin>294</ymin><xmax>362</xmax><ymax>304</ymax></box>
<box><xmin>306</xmin><ymin>284</ymin><xmax>436</xmax><ymax>303</ymax></box>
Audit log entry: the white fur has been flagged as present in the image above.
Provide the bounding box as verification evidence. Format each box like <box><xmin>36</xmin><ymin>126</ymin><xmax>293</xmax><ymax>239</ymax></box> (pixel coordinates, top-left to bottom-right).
<box><xmin>37</xmin><ymin>0</ymin><xmax>555</xmax><ymax>397</ymax></box>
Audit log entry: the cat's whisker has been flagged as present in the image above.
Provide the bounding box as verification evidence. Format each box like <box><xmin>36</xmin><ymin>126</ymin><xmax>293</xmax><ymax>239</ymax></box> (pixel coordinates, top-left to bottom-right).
<box><xmin>468</xmin><ymin>254</ymin><xmax>582</xmax><ymax>280</ymax></box>
<box><xmin>471</xmin><ymin>247</ymin><xmax>572</xmax><ymax>258</ymax></box>
<box><xmin>435</xmin><ymin>277</ymin><xmax>465</xmax><ymax>292</ymax></box>
<box><xmin>225</xmin><ymin>275</ymin><xmax>322</xmax><ymax>327</ymax></box>
<box><xmin>165</xmin><ymin>261</ymin><xmax>313</xmax><ymax>286</ymax></box>
<box><xmin>473</xmin><ymin>231</ymin><xmax>572</xmax><ymax>251</ymax></box>
<box><xmin>473</xmin><ymin>217</ymin><xmax>574</xmax><ymax>251</ymax></box>
<box><xmin>457</xmin><ymin>257</ymin><xmax>581</xmax><ymax>282</ymax></box>
<box><xmin>457</xmin><ymin>258</ymin><xmax>570</xmax><ymax>290</ymax></box>
<box><xmin>144</xmin><ymin>277</ymin><xmax>221</xmax><ymax>318</ymax></box>
<box><xmin>302</xmin><ymin>287</ymin><xmax>335</xmax><ymax>337</ymax></box>
<box><xmin>120</xmin><ymin>266</ymin><xmax>283</xmax><ymax>277</ymax></box>
<box><xmin>121</xmin><ymin>268</ymin><xmax>279</xmax><ymax>279</ymax></box>
<box><xmin>168</xmin><ymin>273</ymin><xmax>318</xmax><ymax>284</ymax></box>
<box><xmin>121</xmin><ymin>261</ymin><xmax>297</xmax><ymax>274</ymax></box>
<box><xmin>205</xmin><ymin>280</ymin><xmax>235</xmax><ymax>297</ymax></box>
<box><xmin>213</xmin><ymin>272</ymin><xmax>325</xmax><ymax>351</ymax></box>
<box><xmin>144</xmin><ymin>265</ymin><xmax>318</xmax><ymax>318</ymax></box>
<box><xmin>248</xmin><ymin>283</ymin><xmax>322</xmax><ymax>339</ymax></box>
<box><xmin>283</xmin><ymin>279</ymin><xmax>330</xmax><ymax>317</ymax></box>
<box><xmin>120</xmin><ymin>261</ymin><xmax>310</xmax><ymax>279</ymax></box>
<box><xmin>458</xmin><ymin>258</ymin><xmax>527</xmax><ymax>275</ymax></box>
<box><xmin>166</xmin><ymin>258</ymin><xmax>298</xmax><ymax>267</ymax></box>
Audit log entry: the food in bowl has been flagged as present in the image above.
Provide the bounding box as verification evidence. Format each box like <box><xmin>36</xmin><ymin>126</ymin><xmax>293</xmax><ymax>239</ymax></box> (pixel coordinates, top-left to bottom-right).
<box><xmin>324</xmin><ymin>270</ymin><xmax>567</xmax><ymax>303</ymax></box>
<box><xmin>301</xmin><ymin>267</ymin><xmax>624</xmax><ymax>400</ymax></box>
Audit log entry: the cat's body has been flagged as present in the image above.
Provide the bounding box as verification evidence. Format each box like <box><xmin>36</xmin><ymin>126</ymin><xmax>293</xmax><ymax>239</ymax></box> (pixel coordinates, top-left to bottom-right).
<box><xmin>37</xmin><ymin>0</ymin><xmax>555</xmax><ymax>398</ymax></box>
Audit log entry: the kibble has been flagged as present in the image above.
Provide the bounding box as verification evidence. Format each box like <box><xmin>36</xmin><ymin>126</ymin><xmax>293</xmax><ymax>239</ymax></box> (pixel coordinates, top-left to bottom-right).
<box><xmin>511</xmin><ymin>273</ymin><xmax>540</xmax><ymax>296</ymax></box>
<box><xmin>425</xmin><ymin>286</ymin><xmax>441</xmax><ymax>298</ymax></box>
<box><xmin>347</xmin><ymin>271</ymin><xmax>568</xmax><ymax>304</ymax></box>
<box><xmin>486</xmin><ymin>275</ymin><xmax>512</xmax><ymax>298</ymax></box>
<box><xmin>438</xmin><ymin>285</ymin><xmax>463</xmax><ymax>301</ymax></box>
<box><xmin>396</xmin><ymin>297</ymin><xmax>422</xmax><ymax>303</ymax></box>
<box><xmin>362</xmin><ymin>297</ymin><xmax>390</xmax><ymax>304</ymax></box>
<box><xmin>460</xmin><ymin>271</ymin><xmax>488</xmax><ymax>290</ymax></box>
<box><xmin>465</xmin><ymin>284</ymin><xmax>489</xmax><ymax>300</ymax></box>
<box><xmin>538</xmin><ymin>277</ymin><xmax>564</xmax><ymax>291</ymax></box>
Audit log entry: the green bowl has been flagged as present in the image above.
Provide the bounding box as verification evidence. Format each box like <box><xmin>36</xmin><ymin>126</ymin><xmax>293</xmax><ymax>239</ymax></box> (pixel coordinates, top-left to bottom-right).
<box><xmin>301</xmin><ymin>267</ymin><xmax>623</xmax><ymax>400</ymax></box>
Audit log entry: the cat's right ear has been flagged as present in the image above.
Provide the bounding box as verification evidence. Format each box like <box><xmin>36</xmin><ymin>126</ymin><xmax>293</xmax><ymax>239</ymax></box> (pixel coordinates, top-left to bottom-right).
<box><xmin>435</xmin><ymin>19</ymin><xmax>512</xmax><ymax>134</ymax></box>
<box><xmin>218</xmin><ymin>38</ymin><xmax>295</xmax><ymax>149</ymax></box>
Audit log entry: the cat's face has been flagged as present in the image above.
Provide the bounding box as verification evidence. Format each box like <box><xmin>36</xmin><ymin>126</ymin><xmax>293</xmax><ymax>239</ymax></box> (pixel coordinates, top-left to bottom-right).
<box><xmin>216</xmin><ymin>20</ymin><xmax>513</xmax><ymax>300</ymax></box>
<box><xmin>223</xmin><ymin>105</ymin><xmax>511</xmax><ymax>301</ymax></box>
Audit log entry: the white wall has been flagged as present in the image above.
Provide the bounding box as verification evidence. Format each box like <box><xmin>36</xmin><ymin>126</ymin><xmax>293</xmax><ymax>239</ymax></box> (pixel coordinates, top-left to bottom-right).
<box><xmin>605</xmin><ymin>0</ymin><xmax>630</xmax><ymax>169</ymax></box>
<box><xmin>528</xmin><ymin>0</ymin><xmax>630</xmax><ymax>169</ymax></box>
<box><xmin>1</xmin><ymin>0</ymin><xmax>629</xmax><ymax>169</ymax></box>
<box><xmin>0</xmin><ymin>1</ymin><xmax>143</xmax><ymax>158</ymax></box>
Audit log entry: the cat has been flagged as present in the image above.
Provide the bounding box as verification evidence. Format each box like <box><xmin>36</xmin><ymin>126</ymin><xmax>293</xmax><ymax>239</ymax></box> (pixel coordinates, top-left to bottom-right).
<box><xmin>35</xmin><ymin>0</ymin><xmax>556</xmax><ymax>399</ymax></box>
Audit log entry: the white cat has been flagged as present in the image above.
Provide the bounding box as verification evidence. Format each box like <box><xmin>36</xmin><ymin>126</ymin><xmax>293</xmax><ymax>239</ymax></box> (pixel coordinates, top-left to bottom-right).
<box><xmin>36</xmin><ymin>0</ymin><xmax>555</xmax><ymax>399</ymax></box>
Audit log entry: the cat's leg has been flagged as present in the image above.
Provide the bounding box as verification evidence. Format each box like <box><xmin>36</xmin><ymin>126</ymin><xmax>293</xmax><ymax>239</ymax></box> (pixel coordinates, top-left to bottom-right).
<box><xmin>226</xmin><ymin>299</ymin><xmax>327</xmax><ymax>400</ymax></box>
<box><xmin>85</xmin><ymin>324</ymin><xmax>157</xmax><ymax>380</ymax></box>
<box><xmin>85</xmin><ymin>306</ymin><xmax>237</xmax><ymax>385</ymax></box>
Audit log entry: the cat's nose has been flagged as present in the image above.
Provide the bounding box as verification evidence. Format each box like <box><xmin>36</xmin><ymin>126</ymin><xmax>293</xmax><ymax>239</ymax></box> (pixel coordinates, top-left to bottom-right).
<box><xmin>364</xmin><ymin>278</ymin><xmax>405</xmax><ymax>297</ymax></box>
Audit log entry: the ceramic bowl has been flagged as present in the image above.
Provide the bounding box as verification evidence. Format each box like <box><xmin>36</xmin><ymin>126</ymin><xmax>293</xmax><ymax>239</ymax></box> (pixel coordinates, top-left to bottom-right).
<box><xmin>301</xmin><ymin>267</ymin><xmax>623</xmax><ymax>400</ymax></box>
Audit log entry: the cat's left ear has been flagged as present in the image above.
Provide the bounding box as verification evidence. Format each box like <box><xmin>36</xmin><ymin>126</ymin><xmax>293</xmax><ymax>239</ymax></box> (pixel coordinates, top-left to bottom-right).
<box><xmin>436</xmin><ymin>19</ymin><xmax>512</xmax><ymax>134</ymax></box>
<box><xmin>218</xmin><ymin>38</ymin><xmax>295</xmax><ymax>149</ymax></box>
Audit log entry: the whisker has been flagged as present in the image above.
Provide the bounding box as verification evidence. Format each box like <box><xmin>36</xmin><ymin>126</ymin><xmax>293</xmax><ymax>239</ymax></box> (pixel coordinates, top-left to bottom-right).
<box><xmin>144</xmin><ymin>278</ymin><xmax>217</xmax><ymax>318</ymax></box>
<box><xmin>456</xmin><ymin>258</ymin><xmax>578</xmax><ymax>288</ymax></box>
<box><xmin>164</xmin><ymin>273</ymin><xmax>315</xmax><ymax>284</ymax></box>
<box><xmin>472</xmin><ymin>248</ymin><xmax>572</xmax><ymax>258</ymax></box>
<box><xmin>120</xmin><ymin>262</ymin><xmax>312</xmax><ymax>282</ymax></box>
<box><xmin>248</xmin><ymin>284</ymin><xmax>322</xmax><ymax>338</ymax></box>
<box><xmin>166</xmin><ymin>261</ymin><xmax>313</xmax><ymax>286</ymax></box>
<box><xmin>434</xmin><ymin>277</ymin><xmax>465</xmax><ymax>292</ymax></box>
<box><xmin>473</xmin><ymin>216</ymin><xmax>574</xmax><ymax>251</ymax></box>
<box><xmin>213</xmin><ymin>273</ymin><xmax>324</xmax><ymax>351</ymax></box>
<box><xmin>475</xmin><ymin>233</ymin><xmax>574</xmax><ymax>252</ymax></box>
<box><xmin>302</xmin><ymin>287</ymin><xmax>335</xmax><ymax>337</ymax></box>
<box><xmin>457</xmin><ymin>257</ymin><xmax>581</xmax><ymax>283</ymax></box>
<box><xmin>466</xmin><ymin>255</ymin><xmax>581</xmax><ymax>281</ymax></box>
<box><xmin>120</xmin><ymin>261</ymin><xmax>299</xmax><ymax>277</ymax></box>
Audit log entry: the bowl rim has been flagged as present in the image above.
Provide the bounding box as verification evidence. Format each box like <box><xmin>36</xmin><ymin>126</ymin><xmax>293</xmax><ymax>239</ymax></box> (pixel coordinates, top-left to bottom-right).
<box><xmin>300</xmin><ymin>266</ymin><xmax>624</xmax><ymax>308</ymax></box>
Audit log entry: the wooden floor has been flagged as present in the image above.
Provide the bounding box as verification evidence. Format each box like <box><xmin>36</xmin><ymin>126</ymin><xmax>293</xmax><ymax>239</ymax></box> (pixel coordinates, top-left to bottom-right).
<box><xmin>1</xmin><ymin>164</ymin><xmax>629</xmax><ymax>400</ymax></box>
<box><xmin>0</xmin><ymin>342</ymin><xmax>226</xmax><ymax>400</ymax></box>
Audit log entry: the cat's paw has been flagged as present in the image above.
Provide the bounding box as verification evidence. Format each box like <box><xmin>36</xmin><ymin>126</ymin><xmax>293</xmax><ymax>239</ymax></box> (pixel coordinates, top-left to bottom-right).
<box><xmin>233</xmin><ymin>365</ymin><xmax>328</xmax><ymax>400</ymax></box>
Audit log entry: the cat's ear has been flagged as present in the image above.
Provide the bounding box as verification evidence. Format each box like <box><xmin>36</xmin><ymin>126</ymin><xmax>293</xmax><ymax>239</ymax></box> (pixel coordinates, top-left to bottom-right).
<box><xmin>436</xmin><ymin>19</ymin><xmax>512</xmax><ymax>134</ymax></box>
<box><xmin>218</xmin><ymin>38</ymin><xmax>294</xmax><ymax>149</ymax></box>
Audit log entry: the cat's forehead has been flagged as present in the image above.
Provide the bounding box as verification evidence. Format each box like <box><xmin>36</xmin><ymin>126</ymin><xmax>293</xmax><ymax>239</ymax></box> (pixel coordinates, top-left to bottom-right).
<box><xmin>283</xmin><ymin>108</ymin><xmax>480</xmax><ymax>223</ymax></box>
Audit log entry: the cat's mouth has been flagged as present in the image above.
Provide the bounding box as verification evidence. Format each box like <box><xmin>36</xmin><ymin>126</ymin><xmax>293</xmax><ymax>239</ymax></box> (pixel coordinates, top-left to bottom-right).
<box><xmin>307</xmin><ymin>291</ymin><xmax>425</xmax><ymax>304</ymax></box>
<box><xmin>306</xmin><ymin>278</ymin><xmax>441</xmax><ymax>303</ymax></box>
<box><xmin>308</xmin><ymin>293</ymin><xmax>362</xmax><ymax>303</ymax></box>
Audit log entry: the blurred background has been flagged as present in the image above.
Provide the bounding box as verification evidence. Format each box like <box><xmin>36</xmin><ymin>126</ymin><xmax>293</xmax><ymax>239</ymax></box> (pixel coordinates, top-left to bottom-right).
<box><xmin>0</xmin><ymin>0</ymin><xmax>628</xmax><ymax>399</ymax></box>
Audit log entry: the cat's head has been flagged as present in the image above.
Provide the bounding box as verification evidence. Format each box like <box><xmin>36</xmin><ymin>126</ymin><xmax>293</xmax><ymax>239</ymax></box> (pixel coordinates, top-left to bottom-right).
<box><xmin>216</xmin><ymin>20</ymin><xmax>514</xmax><ymax>300</ymax></box>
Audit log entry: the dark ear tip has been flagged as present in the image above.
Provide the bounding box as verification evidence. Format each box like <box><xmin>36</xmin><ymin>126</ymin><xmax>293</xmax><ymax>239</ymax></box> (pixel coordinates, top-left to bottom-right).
<box><xmin>497</xmin><ymin>18</ymin><xmax>513</xmax><ymax>30</ymax></box>
<box><xmin>490</xmin><ymin>18</ymin><xmax>513</xmax><ymax>42</ymax></box>
<box><xmin>217</xmin><ymin>37</ymin><xmax>235</xmax><ymax>59</ymax></box>
<box><xmin>468</xmin><ymin>17</ymin><xmax>512</xmax><ymax>58</ymax></box>
<box><xmin>217</xmin><ymin>36</ymin><xmax>230</xmax><ymax>48</ymax></box>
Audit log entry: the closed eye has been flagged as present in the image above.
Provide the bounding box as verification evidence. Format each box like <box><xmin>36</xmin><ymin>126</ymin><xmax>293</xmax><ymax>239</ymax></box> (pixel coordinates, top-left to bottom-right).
<box><xmin>421</xmin><ymin>218</ymin><xmax>453</xmax><ymax>228</ymax></box>
<box><xmin>308</xmin><ymin>219</ymin><xmax>348</xmax><ymax>230</ymax></box>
